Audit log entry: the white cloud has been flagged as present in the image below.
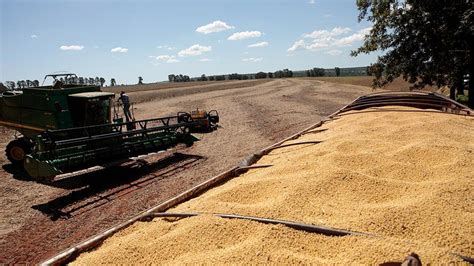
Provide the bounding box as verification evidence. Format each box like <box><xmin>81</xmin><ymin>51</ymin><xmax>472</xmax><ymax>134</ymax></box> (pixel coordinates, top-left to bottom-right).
<box><xmin>157</xmin><ymin>45</ymin><xmax>176</xmax><ymax>50</ymax></box>
<box><xmin>111</xmin><ymin>47</ymin><xmax>128</xmax><ymax>53</ymax></box>
<box><xmin>309</xmin><ymin>0</ymin><xmax>315</xmax><ymax>4</ymax></box>
<box><xmin>287</xmin><ymin>40</ymin><xmax>306</xmax><ymax>52</ymax></box>
<box><xmin>248</xmin><ymin>41</ymin><xmax>269</xmax><ymax>48</ymax></box>
<box><xmin>30</xmin><ymin>34</ymin><xmax>38</xmax><ymax>38</ymax></box>
<box><xmin>359</xmin><ymin>27</ymin><xmax>372</xmax><ymax>35</ymax></box>
<box><xmin>242</xmin><ymin>57</ymin><xmax>263</xmax><ymax>62</ymax></box>
<box><xmin>178</xmin><ymin>44</ymin><xmax>212</xmax><ymax>57</ymax></box>
<box><xmin>196</xmin><ymin>20</ymin><xmax>234</xmax><ymax>34</ymax></box>
<box><xmin>325</xmin><ymin>49</ymin><xmax>343</xmax><ymax>56</ymax></box>
<box><xmin>156</xmin><ymin>55</ymin><xmax>172</xmax><ymax>61</ymax></box>
<box><xmin>199</xmin><ymin>58</ymin><xmax>212</xmax><ymax>62</ymax></box>
<box><xmin>306</xmin><ymin>42</ymin><xmax>329</xmax><ymax>51</ymax></box>
<box><xmin>303</xmin><ymin>27</ymin><xmax>351</xmax><ymax>39</ymax></box>
<box><xmin>228</xmin><ymin>31</ymin><xmax>262</xmax><ymax>41</ymax></box>
<box><xmin>333</xmin><ymin>35</ymin><xmax>363</xmax><ymax>46</ymax></box>
<box><xmin>334</xmin><ymin>27</ymin><xmax>371</xmax><ymax>46</ymax></box>
<box><xmin>288</xmin><ymin>26</ymin><xmax>371</xmax><ymax>52</ymax></box>
<box><xmin>60</xmin><ymin>45</ymin><xmax>84</xmax><ymax>51</ymax></box>
<box><xmin>152</xmin><ymin>55</ymin><xmax>179</xmax><ymax>63</ymax></box>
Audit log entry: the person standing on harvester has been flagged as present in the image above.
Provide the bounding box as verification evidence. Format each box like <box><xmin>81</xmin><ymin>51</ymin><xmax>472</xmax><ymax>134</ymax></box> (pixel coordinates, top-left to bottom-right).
<box><xmin>118</xmin><ymin>91</ymin><xmax>132</xmax><ymax>122</ymax></box>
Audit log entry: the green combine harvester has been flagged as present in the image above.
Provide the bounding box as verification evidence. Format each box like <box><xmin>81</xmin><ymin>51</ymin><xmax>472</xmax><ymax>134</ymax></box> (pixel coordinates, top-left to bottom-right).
<box><xmin>0</xmin><ymin>73</ymin><xmax>215</xmax><ymax>180</ymax></box>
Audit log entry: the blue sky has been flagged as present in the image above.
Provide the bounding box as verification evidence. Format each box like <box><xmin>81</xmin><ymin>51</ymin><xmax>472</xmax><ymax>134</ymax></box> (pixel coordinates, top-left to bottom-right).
<box><xmin>1</xmin><ymin>0</ymin><xmax>378</xmax><ymax>84</ymax></box>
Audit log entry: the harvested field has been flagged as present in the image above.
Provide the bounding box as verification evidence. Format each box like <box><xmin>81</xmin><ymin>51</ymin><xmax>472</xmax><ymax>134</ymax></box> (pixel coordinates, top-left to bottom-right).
<box><xmin>311</xmin><ymin>76</ymin><xmax>438</xmax><ymax>92</ymax></box>
<box><xmin>0</xmin><ymin>78</ymin><xmax>371</xmax><ymax>264</ymax></box>
<box><xmin>113</xmin><ymin>80</ymin><xmax>269</xmax><ymax>105</ymax></box>
<box><xmin>103</xmin><ymin>80</ymin><xmax>234</xmax><ymax>93</ymax></box>
<box><xmin>74</xmin><ymin>106</ymin><xmax>473</xmax><ymax>264</ymax></box>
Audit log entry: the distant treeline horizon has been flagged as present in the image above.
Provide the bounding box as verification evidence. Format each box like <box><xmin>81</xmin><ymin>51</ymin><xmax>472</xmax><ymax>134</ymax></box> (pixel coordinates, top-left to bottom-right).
<box><xmin>168</xmin><ymin>66</ymin><xmax>369</xmax><ymax>83</ymax></box>
<box><xmin>1</xmin><ymin>66</ymin><xmax>369</xmax><ymax>89</ymax></box>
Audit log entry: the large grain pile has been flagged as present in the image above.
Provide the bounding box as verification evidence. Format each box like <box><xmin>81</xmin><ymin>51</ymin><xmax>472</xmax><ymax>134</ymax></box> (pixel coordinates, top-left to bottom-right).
<box><xmin>73</xmin><ymin>106</ymin><xmax>473</xmax><ymax>265</ymax></box>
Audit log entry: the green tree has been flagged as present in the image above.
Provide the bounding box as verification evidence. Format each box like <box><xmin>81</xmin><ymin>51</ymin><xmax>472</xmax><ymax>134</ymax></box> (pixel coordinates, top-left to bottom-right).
<box><xmin>255</xmin><ymin>72</ymin><xmax>267</xmax><ymax>79</ymax></box>
<box><xmin>99</xmin><ymin>77</ymin><xmax>106</xmax><ymax>87</ymax></box>
<box><xmin>228</xmin><ymin>73</ymin><xmax>240</xmax><ymax>80</ymax></box>
<box><xmin>335</xmin><ymin>67</ymin><xmax>341</xmax><ymax>77</ymax></box>
<box><xmin>0</xmin><ymin>82</ymin><xmax>7</xmax><ymax>92</ymax></box>
<box><xmin>312</xmin><ymin>68</ymin><xmax>325</xmax><ymax>77</ymax></box>
<box><xmin>285</xmin><ymin>69</ymin><xmax>293</xmax><ymax>78</ymax></box>
<box><xmin>200</xmin><ymin>74</ymin><xmax>208</xmax><ymax>81</ymax></box>
<box><xmin>110</xmin><ymin>78</ymin><xmax>116</xmax><ymax>86</ymax></box>
<box><xmin>5</xmin><ymin>81</ymin><xmax>15</xmax><ymax>90</ymax></box>
<box><xmin>274</xmin><ymin>70</ymin><xmax>283</xmax><ymax>78</ymax></box>
<box><xmin>353</xmin><ymin>0</ymin><xmax>473</xmax><ymax>107</ymax></box>
<box><xmin>138</xmin><ymin>76</ymin><xmax>143</xmax><ymax>84</ymax></box>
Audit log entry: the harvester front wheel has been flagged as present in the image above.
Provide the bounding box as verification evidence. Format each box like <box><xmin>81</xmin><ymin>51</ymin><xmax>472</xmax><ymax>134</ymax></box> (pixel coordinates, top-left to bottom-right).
<box><xmin>6</xmin><ymin>138</ymin><xmax>33</xmax><ymax>165</ymax></box>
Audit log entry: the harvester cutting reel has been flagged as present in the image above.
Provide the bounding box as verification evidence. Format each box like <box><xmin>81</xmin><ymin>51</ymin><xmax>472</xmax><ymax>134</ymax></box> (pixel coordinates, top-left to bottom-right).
<box><xmin>177</xmin><ymin>109</ymin><xmax>219</xmax><ymax>132</ymax></box>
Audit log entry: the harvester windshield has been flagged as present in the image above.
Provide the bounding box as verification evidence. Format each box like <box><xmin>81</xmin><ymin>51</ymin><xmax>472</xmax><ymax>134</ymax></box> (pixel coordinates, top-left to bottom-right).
<box><xmin>42</xmin><ymin>73</ymin><xmax>78</xmax><ymax>86</ymax></box>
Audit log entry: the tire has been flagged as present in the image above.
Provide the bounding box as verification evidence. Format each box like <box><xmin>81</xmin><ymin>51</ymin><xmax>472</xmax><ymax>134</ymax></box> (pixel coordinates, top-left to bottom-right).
<box><xmin>5</xmin><ymin>138</ymin><xmax>33</xmax><ymax>165</ymax></box>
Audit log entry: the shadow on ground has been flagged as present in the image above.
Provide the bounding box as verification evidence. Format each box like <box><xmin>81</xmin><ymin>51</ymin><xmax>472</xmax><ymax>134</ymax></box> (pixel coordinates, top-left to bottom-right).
<box><xmin>20</xmin><ymin>153</ymin><xmax>204</xmax><ymax>221</ymax></box>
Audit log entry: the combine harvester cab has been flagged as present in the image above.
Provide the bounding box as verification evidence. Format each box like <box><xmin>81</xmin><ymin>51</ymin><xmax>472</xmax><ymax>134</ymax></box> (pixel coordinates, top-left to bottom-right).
<box><xmin>0</xmin><ymin>73</ymin><xmax>213</xmax><ymax>180</ymax></box>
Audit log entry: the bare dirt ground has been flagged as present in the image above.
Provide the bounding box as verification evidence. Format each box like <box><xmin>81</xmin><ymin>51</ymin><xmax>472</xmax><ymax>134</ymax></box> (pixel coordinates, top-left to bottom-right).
<box><xmin>0</xmin><ymin>78</ymin><xmax>371</xmax><ymax>264</ymax></box>
<box><xmin>312</xmin><ymin>76</ymin><xmax>438</xmax><ymax>92</ymax></box>
<box><xmin>103</xmin><ymin>79</ymin><xmax>264</xmax><ymax>94</ymax></box>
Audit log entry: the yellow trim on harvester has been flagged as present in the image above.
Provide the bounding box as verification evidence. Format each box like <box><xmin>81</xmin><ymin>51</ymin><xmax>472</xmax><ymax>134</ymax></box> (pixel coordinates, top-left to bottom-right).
<box><xmin>0</xmin><ymin>120</ymin><xmax>45</xmax><ymax>132</ymax></box>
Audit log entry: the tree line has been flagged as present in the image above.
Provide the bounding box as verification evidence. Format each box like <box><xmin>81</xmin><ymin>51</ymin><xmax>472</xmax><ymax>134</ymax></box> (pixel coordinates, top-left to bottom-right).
<box><xmin>2</xmin><ymin>77</ymin><xmax>105</xmax><ymax>90</ymax></box>
<box><xmin>166</xmin><ymin>67</ymin><xmax>358</xmax><ymax>82</ymax></box>
<box><xmin>168</xmin><ymin>68</ymin><xmax>297</xmax><ymax>82</ymax></box>
<box><xmin>3</xmin><ymin>80</ymin><xmax>40</xmax><ymax>90</ymax></box>
<box><xmin>58</xmin><ymin>76</ymin><xmax>107</xmax><ymax>87</ymax></box>
<box><xmin>1</xmin><ymin>77</ymin><xmax>123</xmax><ymax>90</ymax></box>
